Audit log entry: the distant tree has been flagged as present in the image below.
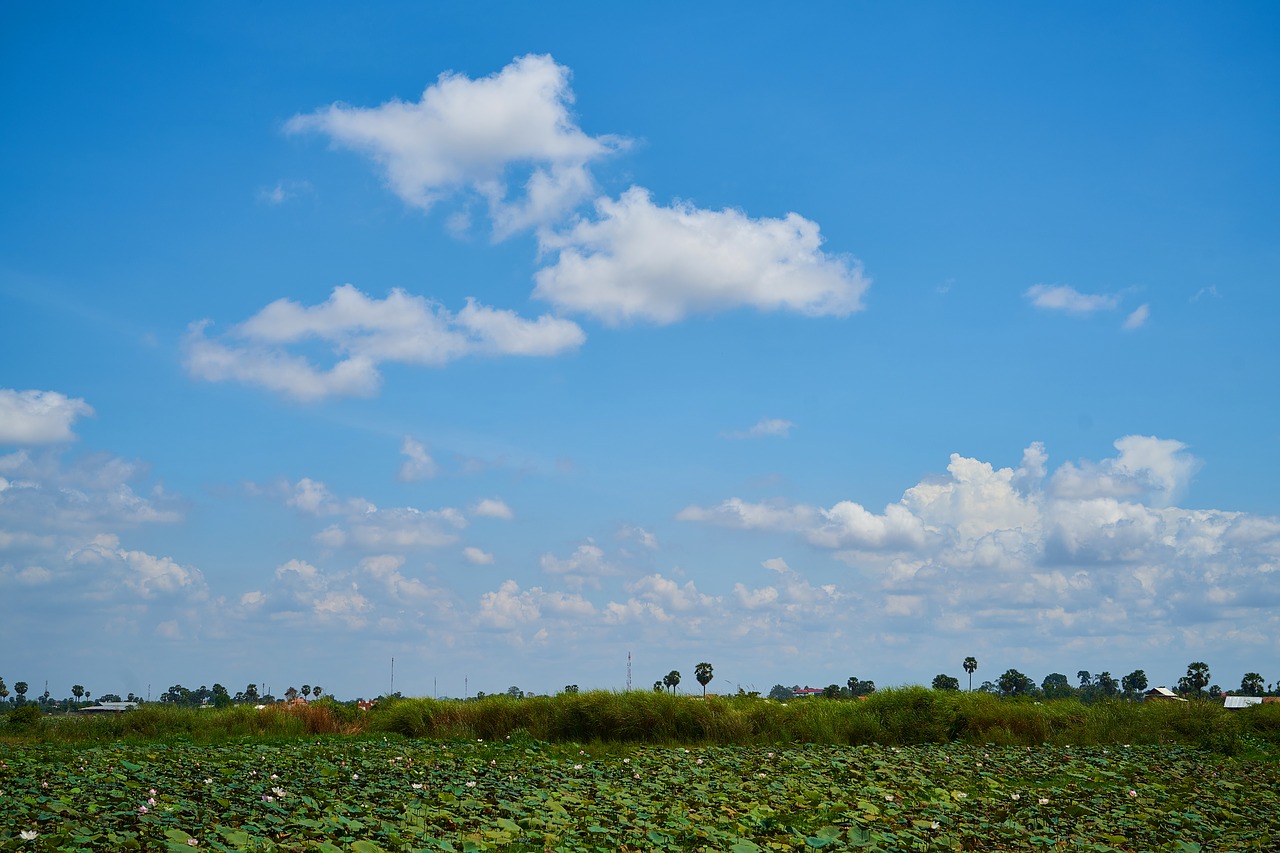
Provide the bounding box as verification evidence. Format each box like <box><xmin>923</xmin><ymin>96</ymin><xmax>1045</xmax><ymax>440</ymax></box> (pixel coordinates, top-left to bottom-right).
<box><xmin>1240</xmin><ymin>673</ymin><xmax>1265</xmax><ymax>697</ymax></box>
<box><xmin>285</xmin><ymin>687</ymin><xmax>299</xmax><ymax>701</ymax></box>
<box><xmin>1077</xmin><ymin>670</ymin><xmax>1092</xmax><ymax>688</ymax></box>
<box><xmin>1096</xmin><ymin>672</ymin><xmax>1119</xmax><ymax>698</ymax></box>
<box><xmin>977</xmin><ymin>680</ymin><xmax>999</xmax><ymax>694</ymax></box>
<box><xmin>1121</xmin><ymin>670</ymin><xmax>1148</xmax><ymax>699</ymax></box>
<box><xmin>0</xmin><ymin>677</ymin><xmax>8</xmax><ymax>703</ymax></box>
<box><xmin>72</xmin><ymin>684</ymin><xmax>85</xmax><ymax>704</ymax></box>
<box><xmin>821</xmin><ymin>684</ymin><xmax>841</xmax><ymax>699</ymax></box>
<box><xmin>563</xmin><ymin>684</ymin><xmax>579</xmax><ymax>694</ymax></box>
<box><xmin>312</xmin><ymin>686</ymin><xmax>323</xmax><ymax>700</ymax></box>
<box><xmin>14</xmin><ymin>681</ymin><xmax>29</xmax><ymax>704</ymax></box>
<box><xmin>301</xmin><ymin>685</ymin><xmax>311</xmax><ymax>701</ymax></box>
<box><xmin>768</xmin><ymin>684</ymin><xmax>793</xmax><ymax>701</ymax></box>
<box><xmin>663</xmin><ymin>670</ymin><xmax>681</xmax><ymax>694</ymax></box>
<box><xmin>846</xmin><ymin>676</ymin><xmax>875</xmax><ymax>696</ymax></box>
<box><xmin>506</xmin><ymin>686</ymin><xmax>523</xmax><ymax>698</ymax></box>
<box><xmin>653</xmin><ymin>680</ymin><xmax>664</xmax><ymax>693</ymax></box>
<box><xmin>932</xmin><ymin>674</ymin><xmax>960</xmax><ymax>691</ymax></box>
<box><xmin>963</xmin><ymin>657</ymin><xmax>978</xmax><ymax>691</ymax></box>
<box><xmin>211</xmin><ymin>684</ymin><xmax>233</xmax><ymax>708</ymax></box>
<box><xmin>1041</xmin><ymin>673</ymin><xmax>1072</xmax><ymax>699</ymax></box>
<box><xmin>1208</xmin><ymin>684</ymin><xmax>1223</xmax><ymax>699</ymax></box>
<box><xmin>1184</xmin><ymin>662</ymin><xmax>1211</xmax><ymax>698</ymax></box>
<box><xmin>694</xmin><ymin>662</ymin><xmax>714</xmax><ymax>697</ymax></box>
<box><xmin>997</xmin><ymin>669</ymin><xmax>1035</xmax><ymax>697</ymax></box>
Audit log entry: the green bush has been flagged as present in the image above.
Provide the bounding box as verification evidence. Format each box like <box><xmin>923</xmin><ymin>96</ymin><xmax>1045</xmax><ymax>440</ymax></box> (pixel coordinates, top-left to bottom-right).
<box><xmin>5</xmin><ymin>704</ymin><xmax>43</xmax><ymax>731</ymax></box>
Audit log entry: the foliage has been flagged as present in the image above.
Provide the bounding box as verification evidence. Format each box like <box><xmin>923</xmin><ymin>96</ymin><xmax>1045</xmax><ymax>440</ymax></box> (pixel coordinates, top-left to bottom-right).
<box><xmin>996</xmin><ymin>669</ymin><xmax>1035</xmax><ymax>697</ymax></box>
<box><xmin>694</xmin><ymin>663</ymin><xmax>714</xmax><ymax>697</ymax></box>
<box><xmin>1</xmin><ymin>737</ymin><xmax>1278</xmax><ymax>851</ymax></box>
<box><xmin>931</xmin><ymin>674</ymin><xmax>960</xmax><ymax>691</ymax></box>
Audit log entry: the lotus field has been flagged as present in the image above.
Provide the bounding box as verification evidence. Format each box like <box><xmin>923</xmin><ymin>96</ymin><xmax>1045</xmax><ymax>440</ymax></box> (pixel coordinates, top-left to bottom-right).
<box><xmin>3</xmin><ymin>736</ymin><xmax>1279</xmax><ymax>852</ymax></box>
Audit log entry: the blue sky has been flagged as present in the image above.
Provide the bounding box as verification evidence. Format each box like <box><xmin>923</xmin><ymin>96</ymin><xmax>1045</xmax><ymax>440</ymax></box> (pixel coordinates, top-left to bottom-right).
<box><xmin>2</xmin><ymin>2</ymin><xmax>1278</xmax><ymax>701</ymax></box>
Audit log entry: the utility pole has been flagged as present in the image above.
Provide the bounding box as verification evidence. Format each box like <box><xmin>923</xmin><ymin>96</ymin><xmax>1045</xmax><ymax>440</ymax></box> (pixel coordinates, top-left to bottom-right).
<box><xmin>627</xmin><ymin>651</ymin><xmax>632</xmax><ymax>691</ymax></box>
<box><xmin>390</xmin><ymin>657</ymin><xmax>395</xmax><ymax>696</ymax></box>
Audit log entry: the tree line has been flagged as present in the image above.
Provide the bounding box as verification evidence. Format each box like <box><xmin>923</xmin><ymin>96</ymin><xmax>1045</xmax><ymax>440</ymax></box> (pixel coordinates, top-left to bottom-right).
<box><xmin>926</xmin><ymin>659</ymin><xmax>1274</xmax><ymax>701</ymax></box>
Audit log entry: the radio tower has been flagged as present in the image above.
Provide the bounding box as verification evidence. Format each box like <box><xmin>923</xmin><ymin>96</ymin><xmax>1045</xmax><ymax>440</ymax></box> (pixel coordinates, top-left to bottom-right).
<box><xmin>626</xmin><ymin>651</ymin><xmax>632</xmax><ymax>691</ymax></box>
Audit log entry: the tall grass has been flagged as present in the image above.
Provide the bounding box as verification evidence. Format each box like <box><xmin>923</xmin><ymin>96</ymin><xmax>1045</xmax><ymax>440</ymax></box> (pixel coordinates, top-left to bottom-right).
<box><xmin>5</xmin><ymin>691</ymin><xmax>1279</xmax><ymax>754</ymax></box>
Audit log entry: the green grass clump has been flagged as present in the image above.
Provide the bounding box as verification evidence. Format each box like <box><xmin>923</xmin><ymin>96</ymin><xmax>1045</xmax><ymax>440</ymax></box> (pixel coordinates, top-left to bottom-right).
<box><xmin>6</xmin><ymin>690</ymin><xmax>1278</xmax><ymax>757</ymax></box>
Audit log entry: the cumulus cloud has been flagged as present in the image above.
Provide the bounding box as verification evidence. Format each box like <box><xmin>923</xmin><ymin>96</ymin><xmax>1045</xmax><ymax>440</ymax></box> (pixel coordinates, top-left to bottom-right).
<box><xmin>679</xmin><ymin>435</ymin><xmax>1280</xmax><ymax>646</ymax></box>
<box><xmin>287</xmin><ymin>53</ymin><xmax>626</xmax><ymax>237</ymax></box>
<box><xmin>724</xmin><ymin>418</ymin><xmax>795</xmax><ymax>440</ymax></box>
<box><xmin>539</xmin><ymin>541</ymin><xmax>618</xmax><ymax>589</ymax></box>
<box><xmin>278</xmin><ymin>477</ymin><xmax>464</xmax><ymax>551</ymax></box>
<box><xmin>240</xmin><ymin>554</ymin><xmax>449</xmax><ymax>630</ymax></box>
<box><xmin>0</xmin><ymin>390</ymin><xmax>94</xmax><ymax>444</ymax></box>
<box><xmin>534</xmin><ymin>187</ymin><xmax>869</xmax><ymax>325</ymax></box>
<box><xmin>1025</xmin><ymin>284</ymin><xmax>1120</xmax><ymax>315</ymax></box>
<box><xmin>463</xmin><ymin>546</ymin><xmax>495</xmax><ymax>565</ymax></box>
<box><xmin>184</xmin><ymin>285</ymin><xmax>585</xmax><ymax>401</ymax></box>
<box><xmin>1050</xmin><ymin>436</ymin><xmax>1200</xmax><ymax>506</ymax></box>
<box><xmin>479</xmin><ymin>579</ymin><xmax>596</xmax><ymax>629</ymax></box>
<box><xmin>0</xmin><ymin>449</ymin><xmax>181</xmax><ymax>535</ymax></box>
<box><xmin>398</xmin><ymin>436</ymin><xmax>438</xmax><ymax>482</ymax></box>
<box><xmin>471</xmin><ymin>498</ymin><xmax>514</xmax><ymax>520</ymax></box>
<box><xmin>678</xmin><ymin>496</ymin><xmax>926</xmax><ymax>551</ymax></box>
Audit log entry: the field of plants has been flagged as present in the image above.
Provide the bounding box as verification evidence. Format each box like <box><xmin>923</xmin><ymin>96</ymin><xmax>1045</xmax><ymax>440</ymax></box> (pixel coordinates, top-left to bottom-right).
<box><xmin>3</xmin><ymin>691</ymin><xmax>1280</xmax><ymax>851</ymax></box>
<box><xmin>3</xmin><ymin>737</ymin><xmax>1279</xmax><ymax>852</ymax></box>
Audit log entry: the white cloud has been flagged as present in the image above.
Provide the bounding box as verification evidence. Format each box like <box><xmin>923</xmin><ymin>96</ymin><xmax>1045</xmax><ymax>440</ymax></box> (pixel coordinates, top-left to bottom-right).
<box><xmin>278</xmin><ymin>477</ymin><xmax>464</xmax><ymax>551</ymax></box>
<box><xmin>471</xmin><ymin>498</ymin><xmax>514</xmax><ymax>519</ymax></box>
<box><xmin>1049</xmin><ymin>435</ymin><xmax>1200</xmax><ymax>506</ymax></box>
<box><xmin>0</xmin><ymin>390</ymin><xmax>94</xmax><ymax>444</ymax></box>
<box><xmin>286</xmin><ymin>54</ymin><xmax>625</xmax><ymax>237</ymax></box>
<box><xmin>762</xmin><ymin>557</ymin><xmax>791</xmax><ymax>573</ymax></box>
<box><xmin>1025</xmin><ymin>284</ymin><xmax>1120</xmax><ymax>315</ymax></box>
<box><xmin>398</xmin><ymin>436</ymin><xmax>438</xmax><ymax>482</ymax></box>
<box><xmin>539</xmin><ymin>541</ymin><xmax>618</xmax><ymax>589</ymax></box>
<box><xmin>478</xmin><ymin>579</ymin><xmax>596</xmax><ymax>629</ymax></box>
<box><xmin>618</xmin><ymin>525</ymin><xmax>658</xmax><ymax>550</ymax></box>
<box><xmin>533</xmin><ymin>187</ymin><xmax>869</xmax><ymax>325</ymax></box>
<box><xmin>0</xmin><ymin>449</ymin><xmax>181</xmax><ymax>534</ymax></box>
<box><xmin>1123</xmin><ymin>303</ymin><xmax>1150</xmax><ymax>330</ymax></box>
<box><xmin>463</xmin><ymin>546</ymin><xmax>495</xmax><ymax>565</ymax></box>
<box><xmin>677</xmin><ymin>496</ymin><xmax>925</xmax><ymax>551</ymax></box>
<box><xmin>724</xmin><ymin>418</ymin><xmax>795</xmax><ymax>440</ymax></box>
<box><xmin>678</xmin><ymin>436</ymin><xmax>1280</xmax><ymax>648</ymax></box>
<box><xmin>185</xmin><ymin>286</ymin><xmax>585</xmax><ymax>401</ymax></box>
<box><xmin>626</xmin><ymin>573</ymin><xmax>719</xmax><ymax>612</ymax></box>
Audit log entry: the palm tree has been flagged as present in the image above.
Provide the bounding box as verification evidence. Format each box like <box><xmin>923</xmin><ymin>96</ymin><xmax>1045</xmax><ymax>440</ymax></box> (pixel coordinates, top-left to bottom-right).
<box><xmin>301</xmin><ymin>685</ymin><xmax>311</xmax><ymax>702</ymax></box>
<box><xmin>1185</xmin><ymin>662</ymin><xmax>1211</xmax><ymax>698</ymax></box>
<box><xmin>694</xmin><ymin>662</ymin><xmax>714</xmax><ymax>697</ymax></box>
<box><xmin>663</xmin><ymin>670</ymin><xmax>681</xmax><ymax>694</ymax></box>
<box><xmin>653</xmin><ymin>680</ymin><xmax>664</xmax><ymax>693</ymax></box>
<box><xmin>14</xmin><ymin>681</ymin><xmax>29</xmax><ymax>705</ymax></box>
<box><xmin>0</xmin><ymin>677</ymin><xmax>9</xmax><ymax>704</ymax></box>
<box><xmin>963</xmin><ymin>657</ymin><xmax>978</xmax><ymax>691</ymax></box>
<box><xmin>72</xmin><ymin>684</ymin><xmax>85</xmax><ymax>705</ymax></box>
<box><xmin>1240</xmin><ymin>672</ymin><xmax>1265</xmax><ymax>697</ymax></box>
<box><xmin>312</xmin><ymin>685</ymin><xmax>322</xmax><ymax>700</ymax></box>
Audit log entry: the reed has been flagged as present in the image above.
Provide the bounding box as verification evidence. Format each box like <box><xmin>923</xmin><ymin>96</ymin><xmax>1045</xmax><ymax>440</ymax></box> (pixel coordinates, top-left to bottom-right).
<box><xmin>6</xmin><ymin>690</ymin><xmax>1278</xmax><ymax>755</ymax></box>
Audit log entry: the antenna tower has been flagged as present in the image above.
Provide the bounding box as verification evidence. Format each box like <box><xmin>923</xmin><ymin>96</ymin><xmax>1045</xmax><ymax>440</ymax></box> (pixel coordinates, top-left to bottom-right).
<box><xmin>626</xmin><ymin>650</ymin><xmax>632</xmax><ymax>691</ymax></box>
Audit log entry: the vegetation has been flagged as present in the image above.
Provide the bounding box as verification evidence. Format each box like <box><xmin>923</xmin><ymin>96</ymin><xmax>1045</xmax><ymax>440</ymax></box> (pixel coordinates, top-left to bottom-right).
<box><xmin>4</xmin><ymin>689</ymin><xmax>1279</xmax><ymax>756</ymax></box>
<box><xmin>1</xmin><ymin>735</ymin><xmax>1278</xmax><ymax>850</ymax></box>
